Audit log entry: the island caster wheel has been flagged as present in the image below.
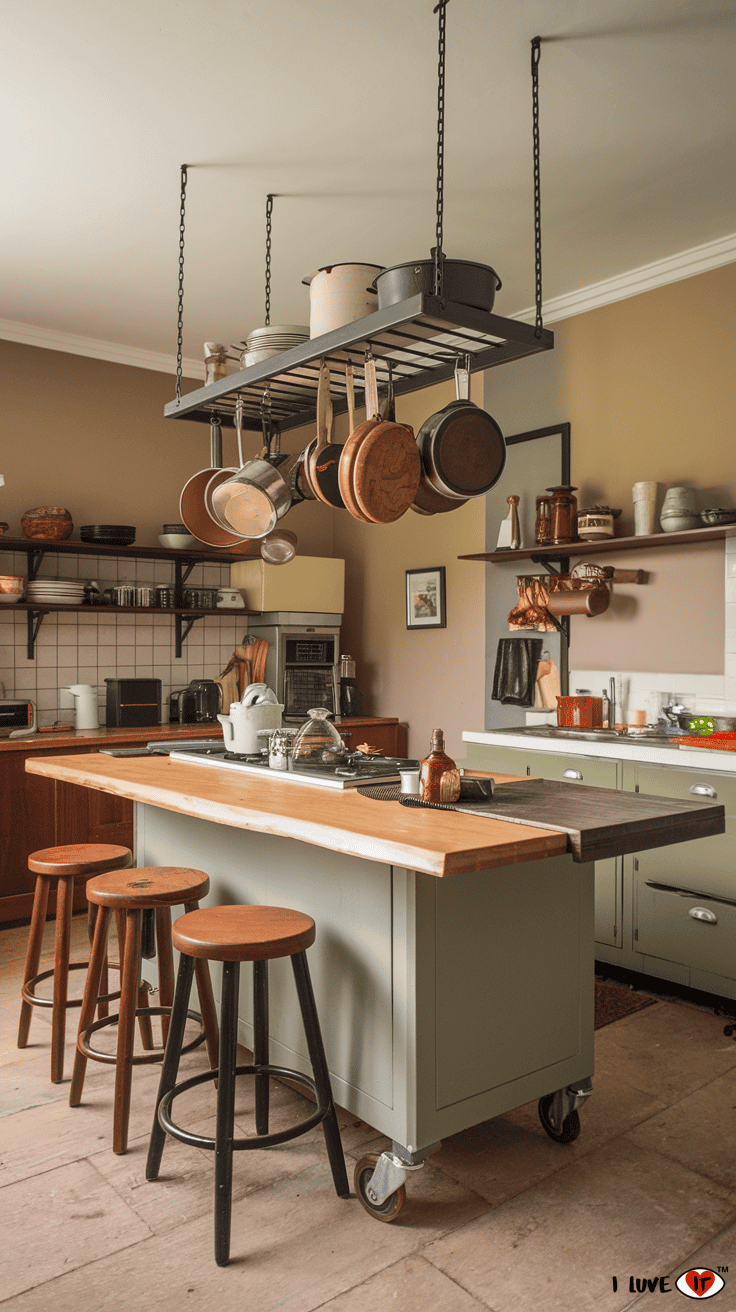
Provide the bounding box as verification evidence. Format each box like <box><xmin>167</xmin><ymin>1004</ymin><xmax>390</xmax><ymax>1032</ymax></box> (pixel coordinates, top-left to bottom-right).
<box><xmin>538</xmin><ymin>1094</ymin><xmax>581</xmax><ymax>1144</ymax></box>
<box><xmin>354</xmin><ymin>1153</ymin><xmax>406</xmax><ymax>1222</ymax></box>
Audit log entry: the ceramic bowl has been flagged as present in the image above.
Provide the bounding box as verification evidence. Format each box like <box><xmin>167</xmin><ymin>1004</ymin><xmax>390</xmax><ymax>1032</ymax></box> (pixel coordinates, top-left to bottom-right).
<box><xmin>0</xmin><ymin>575</ymin><xmax>26</xmax><ymax>603</ymax></box>
<box><xmin>158</xmin><ymin>533</ymin><xmax>195</xmax><ymax>549</ymax></box>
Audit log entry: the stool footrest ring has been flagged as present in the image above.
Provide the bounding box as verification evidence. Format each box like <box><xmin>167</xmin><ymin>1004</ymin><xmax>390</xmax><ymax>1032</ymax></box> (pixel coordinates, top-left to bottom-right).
<box><xmin>159</xmin><ymin>1063</ymin><xmax>327</xmax><ymax>1151</ymax></box>
<box><xmin>22</xmin><ymin>961</ymin><xmax>122</xmax><ymax>1010</ymax></box>
<box><xmin>78</xmin><ymin>1006</ymin><xmax>207</xmax><ymax>1067</ymax></box>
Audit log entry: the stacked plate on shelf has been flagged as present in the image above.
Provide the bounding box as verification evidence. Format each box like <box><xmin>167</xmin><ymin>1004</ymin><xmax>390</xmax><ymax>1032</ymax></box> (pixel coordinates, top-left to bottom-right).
<box><xmin>239</xmin><ymin>324</ymin><xmax>309</xmax><ymax>368</ymax></box>
<box><xmin>26</xmin><ymin>578</ymin><xmax>87</xmax><ymax>606</ymax></box>
<box><xmin>80</xmin><ymin>524</ymin><xmax>136</xmax><ymax>546</ymax></box>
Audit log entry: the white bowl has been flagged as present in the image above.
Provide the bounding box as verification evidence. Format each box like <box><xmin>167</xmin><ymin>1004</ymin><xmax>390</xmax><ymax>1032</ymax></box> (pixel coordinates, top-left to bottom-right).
<box><xmin>158</xmin><ymin>533</ymin><xmax>195</xmax><ymax>549</ymax></box>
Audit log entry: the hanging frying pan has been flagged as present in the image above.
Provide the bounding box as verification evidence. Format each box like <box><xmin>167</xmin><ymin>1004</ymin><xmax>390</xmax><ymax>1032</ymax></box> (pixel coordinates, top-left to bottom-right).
<box><xmin>350</xmin><ymin>364</ymin><xmax>421</xmax><ymax>523</ymax></box>
<box><xmin>338</xmin><ymin>356</ymin><xmax>382</xmax><ymax>522</ymax></box>
<box><xmin>307</xmin><ymin>361</ymin><xmax>345</xmax><ymax>508</ymax></box>
<box><xmin>416</xmin><ymin>355</ymin><xmax>506</xmax><ymax>501</ymax></box>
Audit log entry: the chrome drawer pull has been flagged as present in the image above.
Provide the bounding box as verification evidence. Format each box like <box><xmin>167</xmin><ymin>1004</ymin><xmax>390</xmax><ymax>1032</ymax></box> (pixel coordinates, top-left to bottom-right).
<box><xmin>688</xmin><ymin>783</ymin><xmax>717</xmax><ymax>799</ymax></box>
<box><xmin>688</xmin><ymin>906</ymin><xmax>718</xmax><ymax>924</ymax></box>
<box><xmin>562</xmin><ymin>769</ymin><xmax>583</xmax><ymax>781</ymax></box>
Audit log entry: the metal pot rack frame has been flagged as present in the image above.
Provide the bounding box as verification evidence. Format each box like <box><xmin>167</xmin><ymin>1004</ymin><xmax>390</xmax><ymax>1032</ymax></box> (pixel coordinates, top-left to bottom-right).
<box><xmin>0</xmin><ymin>537</ymin><xmax>259</xmax><ymax>659</ymax></box>
<box><xmin>164</xmin><ymin>295</ymin><xmax>554</xmax><ymax>431</ymax></box>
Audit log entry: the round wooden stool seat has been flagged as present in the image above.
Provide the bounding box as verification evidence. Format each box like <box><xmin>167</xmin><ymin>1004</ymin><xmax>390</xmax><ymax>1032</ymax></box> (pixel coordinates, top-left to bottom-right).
<box><xmin>85</xmin><ymin>867</ymin><xmax>210</xmax><ymax>910</ymax></box>
<box><xmin>172</xmin><ymin>904</ymin><xmax>316</xmax><ymax>962</ymax></box>
<box><xmin>28</xmin><ymin>844</ymin><xmax>133</xmax><ymax>877</ymax></box>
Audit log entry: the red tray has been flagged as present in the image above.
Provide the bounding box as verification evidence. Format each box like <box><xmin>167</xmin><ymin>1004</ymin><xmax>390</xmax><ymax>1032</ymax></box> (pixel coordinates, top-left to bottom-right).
<box><xmin>676</xmin><ymin>733</ymin><xmax>736</xmax><ymax>751</ymax></box>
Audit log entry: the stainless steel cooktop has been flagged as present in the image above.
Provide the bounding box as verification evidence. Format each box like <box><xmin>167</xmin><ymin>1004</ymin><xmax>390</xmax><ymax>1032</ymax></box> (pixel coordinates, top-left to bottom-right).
<box><xmin>168</xmin><ymin>746</ymin><xmax>410</xmax><ymax>790</ymax></box>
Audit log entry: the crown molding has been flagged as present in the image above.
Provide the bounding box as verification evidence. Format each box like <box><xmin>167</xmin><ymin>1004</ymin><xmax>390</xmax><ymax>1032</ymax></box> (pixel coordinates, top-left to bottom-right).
<box><xmin>512</xmin><ymin>231</ymin><xmax>736</xmax><ymax>326</ymax></box>
<box><xmin>0</xmin><ymin>319</ymin><xmax>205</xmax><ymax>379</ymax></box>
<box><xmin>1</xmin><ymin>231</ymin><xmax>734</xmax><ymax>372</ymax></box>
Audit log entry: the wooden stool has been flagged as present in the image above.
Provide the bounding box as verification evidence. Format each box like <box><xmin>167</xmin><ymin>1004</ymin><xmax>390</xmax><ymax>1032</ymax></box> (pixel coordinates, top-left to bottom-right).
<box><xmin>71</xmin><ymin>867</ymin><xmax>220</xmax><ymax>1155</ymax></box>
<box><xmin>18</xmin><ymin>843</ymin><xmax>133</xmax><ymax>1083</ymax></box>
<box><xmin>146</xmin><ymin>904</ymin><xmax>350</xmax><ymax>1266</ymax></box>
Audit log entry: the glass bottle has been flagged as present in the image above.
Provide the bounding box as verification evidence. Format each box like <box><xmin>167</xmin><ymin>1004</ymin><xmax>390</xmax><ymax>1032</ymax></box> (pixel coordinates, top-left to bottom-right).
<box><xmin>420</xmin><ymin>728</ymin><xmax>461</xmax><ymax>804</ymax></box>
<box><xmin>546</xmin><ymin>485</ymin><xmax>579</xmax><ymax>544</ymax></box>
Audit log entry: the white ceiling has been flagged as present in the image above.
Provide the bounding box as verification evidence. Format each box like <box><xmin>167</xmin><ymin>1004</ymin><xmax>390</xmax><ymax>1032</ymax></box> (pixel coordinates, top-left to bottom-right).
<box><xmin>3</xmin><ymin>0</ymin><xmax>736</xmax><ymax>377</ymax></box>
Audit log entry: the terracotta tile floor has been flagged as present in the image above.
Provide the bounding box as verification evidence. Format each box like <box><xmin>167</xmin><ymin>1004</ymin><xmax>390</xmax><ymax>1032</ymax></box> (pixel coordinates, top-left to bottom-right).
<box><xmin>2</xmin><ymin>914</ymin><xmax>736</xmax><ymax>1311</ymax></box>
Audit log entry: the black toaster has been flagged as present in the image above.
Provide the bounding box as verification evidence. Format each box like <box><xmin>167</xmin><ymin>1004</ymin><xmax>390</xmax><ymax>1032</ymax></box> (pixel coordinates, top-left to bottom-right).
<box><xmin>105</xmin><ymin>678</ymin><xmax>161</xmax><ymax>728</ymax></box>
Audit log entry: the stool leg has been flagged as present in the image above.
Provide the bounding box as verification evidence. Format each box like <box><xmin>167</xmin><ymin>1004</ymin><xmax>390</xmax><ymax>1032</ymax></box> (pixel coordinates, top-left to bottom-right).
<box><xmin>70</xmin><ymin>905</ymin><xmax>111</xmax><ymax>1107</ymax></box>
<box><xmin>155</xmin><ymin>906</ymin><xmax>175</xmax><ymax>1048</ymax></box>
<box><xmin>184</xmin><ymin>899</ymin><xmax>219</xmax><ymax>1072</ymax></box>
<box><xmin>113</xmin><ymin>908</ymin><xmax>143</xmax><ymax>1154</ymax></box>
<box><xmin>291</xmin><ymin>951</ymin><xmax>350</xmax><ymax>1199</ymax></box>
<box><xmin>90</xmin><ymin>903</ymin><xmax>112</xmax><ymax>1023</ymax></box>
<box><xmin>215</xmin><ymin>960</ymin><xmax>239</xmax><ymax>1267</ymax></box>
<box><xmin>115</xmin><ymin>910</ymin><xmax>153</xmax><ymax>1050</ymax></box>
<box><xmin>146</xmin><ymin>951</ymin><xmax>195</xmax><ymax>1181</ymax></box>
<box><xmin>18</xmin><ymin>873</ymin><xmax>51</xmax><ymax>1048</ymax></box>
<box><xmin>253</xmin><ymin>959</ymin><xmax>269</xmax><ymax>1135</ymax></box>
<box><xmin>51</xmin><ymin>875</ymin><xmax>74</xmax><ymax>1083</ymax></box>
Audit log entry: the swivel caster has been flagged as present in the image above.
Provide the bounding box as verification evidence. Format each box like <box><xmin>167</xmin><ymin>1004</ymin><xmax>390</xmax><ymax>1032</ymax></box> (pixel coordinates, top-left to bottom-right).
<box><xmin>354</xmin><ymin>1154</ymin><xmax>405</xmax><ymax>1222</ymax></box>
<box><xmin>538</xmin><ymin>1094</ymin><xmax>581</xmax><ymax>1144</ymax></box>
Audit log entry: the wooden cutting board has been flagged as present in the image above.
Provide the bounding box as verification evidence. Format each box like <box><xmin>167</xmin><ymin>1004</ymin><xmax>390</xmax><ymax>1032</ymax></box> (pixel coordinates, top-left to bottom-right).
<box><xmin>450</xmin><ymin>778</ymin><xmax>724</xmax><ymax>863</ymax></box>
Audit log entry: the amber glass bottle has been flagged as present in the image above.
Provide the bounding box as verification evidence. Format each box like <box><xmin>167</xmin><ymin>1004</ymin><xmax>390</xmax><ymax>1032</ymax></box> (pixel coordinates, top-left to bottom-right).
<box><xmin>420</xmin><ymin>729</ymin><xmax>461</xmax><ymax>804</ymax></box>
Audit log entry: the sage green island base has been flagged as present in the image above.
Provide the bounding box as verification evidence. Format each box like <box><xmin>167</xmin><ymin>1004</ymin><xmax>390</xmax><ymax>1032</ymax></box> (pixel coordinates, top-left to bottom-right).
<box><xmin>136</xmin><ymin>803</ymin><xmax>595</xmax><ymax>1215</ymax></box>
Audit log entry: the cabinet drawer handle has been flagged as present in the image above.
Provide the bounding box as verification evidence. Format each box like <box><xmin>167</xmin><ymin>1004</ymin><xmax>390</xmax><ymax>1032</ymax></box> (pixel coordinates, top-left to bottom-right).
<box><xmin>562</xmin><ymin>769</ymin><xmax>583</xmax><ymax>781</ymax></box>
<box><xmin>688</xmin><ymin>906</ymin><xmax>718</xmax><ymax>924</ymax></box>
<box><xmin>688</xmin><ymin>783</ymin><xmax>717</xmax><ymax>798</ymax></box>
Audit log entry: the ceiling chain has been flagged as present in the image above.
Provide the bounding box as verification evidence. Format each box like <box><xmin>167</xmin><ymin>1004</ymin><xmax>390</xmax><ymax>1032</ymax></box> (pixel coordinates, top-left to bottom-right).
<box><xmin>264</xmin><ymin>193</ymin><xmax>274</xmax><ymax>327</ymax></box>
<box><xmin>531</xmin><ymin>37</ymin><xmax>543</xmax><ymax>338</ymax></box>
<box><xmin>433</xmin><ymin>0</ymin><xmax>449</xmax><ymax>302</ymax></box>
<box><xmin>176</xmin><ymin>164</ymin><xmax>188</xmax><ymax>402</ymax></box>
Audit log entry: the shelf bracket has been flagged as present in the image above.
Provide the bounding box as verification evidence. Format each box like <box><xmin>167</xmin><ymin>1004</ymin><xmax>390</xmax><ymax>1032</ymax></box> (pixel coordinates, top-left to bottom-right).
<box><xmin>26</xmin><ymin>608</ymin><xmax>47</xmax><ymax>659</ymax></box>
<box><xmin>176</xmin><ymin>555</ymin><xmax>200</xmax><ymax>590</ymax></box>
<box><xmin>175</xmin><ymin>612</ymin><xmax>205</xmax><ymax>658</ymax></box>
<box><xmin>530</xmin><ymin>555</ymin><xmax>570</xmax><ymax>575</ymax></box>
<box><xmin>26</xmin><ymin>547</ymin><xmax>47</xmax><ymax>582</ymax></box>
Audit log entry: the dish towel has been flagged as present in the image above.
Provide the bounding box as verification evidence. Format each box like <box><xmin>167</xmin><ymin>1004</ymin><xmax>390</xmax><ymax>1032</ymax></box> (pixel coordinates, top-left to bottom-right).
<box><xmin>492</xmin><ymin>637</ymin><xmax>544</xmax><ymax>707</ymax></box>
<box><xmin>535</xmin><ymin>655</ymin><xmax>561</xmax><ymax>710</ymax></box>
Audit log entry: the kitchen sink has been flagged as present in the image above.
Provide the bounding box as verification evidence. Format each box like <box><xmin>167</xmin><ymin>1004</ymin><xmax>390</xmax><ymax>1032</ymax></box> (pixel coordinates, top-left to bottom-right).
<box><xmin>495</xmin><ymin>726</ymin><xmax>677</xmax><ymax>744</ymax></box>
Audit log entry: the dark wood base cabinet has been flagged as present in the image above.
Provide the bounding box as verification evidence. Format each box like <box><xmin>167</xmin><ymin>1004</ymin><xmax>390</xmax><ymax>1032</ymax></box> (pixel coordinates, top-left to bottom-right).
<box><xmin>0</xmin><ymin>747</ymin><xmax>133</xmax><ymax>924</ymax></box>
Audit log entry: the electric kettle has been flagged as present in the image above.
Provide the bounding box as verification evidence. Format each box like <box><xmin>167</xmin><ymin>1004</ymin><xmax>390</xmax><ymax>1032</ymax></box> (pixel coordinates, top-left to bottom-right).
<box><xmin>62</xmin><ymin>684</ymin><xmax>99</xmax><ymax>730</ymax></box>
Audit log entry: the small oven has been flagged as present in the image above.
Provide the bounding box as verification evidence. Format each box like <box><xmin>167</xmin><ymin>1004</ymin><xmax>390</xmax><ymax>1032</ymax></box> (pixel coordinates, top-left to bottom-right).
<box><xmin>248</xmin><ymin>612</ymin><xmax>341</xmax><ymax>721</ymax></box>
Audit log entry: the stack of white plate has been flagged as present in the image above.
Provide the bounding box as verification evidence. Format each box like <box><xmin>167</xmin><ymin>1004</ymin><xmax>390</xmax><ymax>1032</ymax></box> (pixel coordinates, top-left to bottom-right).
<box><xmin>240</xmin><ymin>324</ymin><xmax>309</xmax><ymax>368</ymax></box>
<box><xmin>27</xmin><ymin>579</ymin><xmax>87</xmax><ymax>606</ymax></box>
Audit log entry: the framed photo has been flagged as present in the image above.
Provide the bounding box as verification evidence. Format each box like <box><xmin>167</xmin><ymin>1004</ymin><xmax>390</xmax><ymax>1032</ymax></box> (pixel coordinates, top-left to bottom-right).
<box><xmin>406</xmin><ymin>566</ymin><xmax>446</xmax><ymax>629</ymax></box>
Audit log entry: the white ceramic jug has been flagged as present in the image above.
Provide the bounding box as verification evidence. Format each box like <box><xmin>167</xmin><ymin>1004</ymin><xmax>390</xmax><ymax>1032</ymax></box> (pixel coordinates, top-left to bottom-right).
<box><xmin>217</xmin><ymin>700</ymin><xmax>283</xmax><ymax>755</ymax></box>
<box><xmin>62</xmin><ymin>684</ymin><xmax>99</xmax><ymax>730</ymax></box>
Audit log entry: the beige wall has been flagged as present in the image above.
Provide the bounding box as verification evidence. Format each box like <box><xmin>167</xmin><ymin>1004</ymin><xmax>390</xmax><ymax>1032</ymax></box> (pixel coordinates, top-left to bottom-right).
<box><xmin>484</xmin><ymin>263</ymin><xmax>736</xmax><ymax>681</ymax></box>
<box><xmin>0</xmin><ymin>340</ymin><xmax>334</xmax><ymax>556</ymax></box>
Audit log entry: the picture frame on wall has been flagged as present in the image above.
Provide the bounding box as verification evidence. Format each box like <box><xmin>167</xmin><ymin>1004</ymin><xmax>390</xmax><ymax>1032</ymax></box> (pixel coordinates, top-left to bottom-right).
<box><xmin>406</xmin><ymin>566</ymin><xmax>446</xmax><ymax>630</ymax></box>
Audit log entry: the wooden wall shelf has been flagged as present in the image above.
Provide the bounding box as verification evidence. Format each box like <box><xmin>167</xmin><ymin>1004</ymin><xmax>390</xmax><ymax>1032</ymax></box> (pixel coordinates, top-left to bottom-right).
<box><xmin>459</xmin><ymin>522</ymin><xmax>736</xmax><ymax>563</ymax></box>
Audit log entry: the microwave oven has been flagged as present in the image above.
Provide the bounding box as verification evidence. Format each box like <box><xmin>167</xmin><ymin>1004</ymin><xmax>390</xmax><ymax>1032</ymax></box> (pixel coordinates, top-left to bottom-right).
<box><xmin>248</xmin><ymin>612</ymin><xmax>340</xmax><ymax>722</ymax></box>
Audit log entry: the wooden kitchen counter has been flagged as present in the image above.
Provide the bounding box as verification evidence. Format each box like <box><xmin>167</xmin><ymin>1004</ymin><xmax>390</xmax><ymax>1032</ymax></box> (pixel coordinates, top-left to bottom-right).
<box><xmin>25</xmin><ymin>752</ymin><xmax>567</xmax><ymax>877</ymax></box>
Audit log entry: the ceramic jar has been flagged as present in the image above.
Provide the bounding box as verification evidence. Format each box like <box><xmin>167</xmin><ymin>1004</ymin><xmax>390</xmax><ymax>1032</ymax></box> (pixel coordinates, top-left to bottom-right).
<box><xmin>21</xmin><ymin>506</ymin><xmax>73</xmax><ymax>541</ymax></box>
<box><xmin>577</xmin><ymin>505</ymin><xmax>621</xmax><ymax>541</ymax></box>
<box><xmin>660</xmin><ymin>486</ymin><xmax>699</xmax><ymax>532</ymax></box>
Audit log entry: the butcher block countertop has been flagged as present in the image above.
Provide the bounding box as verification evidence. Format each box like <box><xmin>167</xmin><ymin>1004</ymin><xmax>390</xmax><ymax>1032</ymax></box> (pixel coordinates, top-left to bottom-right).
<box><xmin>0</xmin><ymin>723</ymin><xmax>223</xmax><ymax>753</ymax></box>
<box><xmin>25</xmin><ymin>753</ymin><xmax>724</xmax><ymax>879</ymax></box>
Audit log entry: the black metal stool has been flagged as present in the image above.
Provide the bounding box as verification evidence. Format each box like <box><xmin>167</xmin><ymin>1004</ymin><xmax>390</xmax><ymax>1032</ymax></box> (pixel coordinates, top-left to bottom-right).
<box><xmin>146</xmin><ymin>903</ymin><xmax>350</xmax><ymax>1266</ymax></box>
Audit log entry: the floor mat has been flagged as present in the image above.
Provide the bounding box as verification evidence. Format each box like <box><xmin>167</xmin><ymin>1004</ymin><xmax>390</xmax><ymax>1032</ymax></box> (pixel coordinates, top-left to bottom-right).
<box><xmin>595</xmin><ymin>977</ymin><xmax>656</xmax><ymax>1029</ymax></box>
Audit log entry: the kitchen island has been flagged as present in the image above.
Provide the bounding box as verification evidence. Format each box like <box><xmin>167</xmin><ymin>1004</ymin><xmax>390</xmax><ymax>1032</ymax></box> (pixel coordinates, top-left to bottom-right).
<box><xmin>25</xmin><ymin>751</ymin><xmax>724</xmax><ymax>1217</ymax></box>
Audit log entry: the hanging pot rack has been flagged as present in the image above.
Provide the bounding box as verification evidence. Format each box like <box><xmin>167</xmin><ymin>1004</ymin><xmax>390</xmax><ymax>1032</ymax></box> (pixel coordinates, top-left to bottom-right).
<box><xmin>168</xmin><ymin>14</ymin><xmax>553</xmax><ymax>432</ymax></box>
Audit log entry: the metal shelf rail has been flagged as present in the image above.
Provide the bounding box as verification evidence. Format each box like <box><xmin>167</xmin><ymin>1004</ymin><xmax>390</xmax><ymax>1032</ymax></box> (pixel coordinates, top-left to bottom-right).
<box><xmin>164</xmin><ymin>295</ymin><xmax>554</xmax><ymax>432</ymax></box>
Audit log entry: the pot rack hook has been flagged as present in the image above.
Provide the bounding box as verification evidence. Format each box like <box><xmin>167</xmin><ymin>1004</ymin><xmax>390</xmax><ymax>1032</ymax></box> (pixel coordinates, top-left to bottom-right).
<box><xmin>235</xmin><ymin>396</ymin><xmax>245</xmax><ymax>467</ymax></box>
<box><xmin>260</xmin><ymin>387</ymin><xmax>273</xmax><ymax>454</ymax></box>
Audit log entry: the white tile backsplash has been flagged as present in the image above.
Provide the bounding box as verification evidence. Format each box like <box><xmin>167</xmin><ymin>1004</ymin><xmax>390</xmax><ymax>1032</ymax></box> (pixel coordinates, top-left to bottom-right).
<box><xmin>0</xmin><ymin>551</ymin><xmax>250</xmax><ymax>725</ymax></box>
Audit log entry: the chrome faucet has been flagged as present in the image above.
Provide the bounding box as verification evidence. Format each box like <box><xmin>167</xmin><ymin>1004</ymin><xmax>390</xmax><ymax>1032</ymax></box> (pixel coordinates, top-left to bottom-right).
<box><xmin>609</xmin><ymin>677</ymin><xmax>616</xmax><ymax>731</ymax></box>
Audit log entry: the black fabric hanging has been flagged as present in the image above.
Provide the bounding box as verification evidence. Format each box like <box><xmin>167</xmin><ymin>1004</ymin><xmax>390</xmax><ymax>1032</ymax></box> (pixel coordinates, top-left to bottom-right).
<box><xmin>492</xmin><ymin>638</ymin><xmax>544</xmax><ymax>707</ymax></box>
